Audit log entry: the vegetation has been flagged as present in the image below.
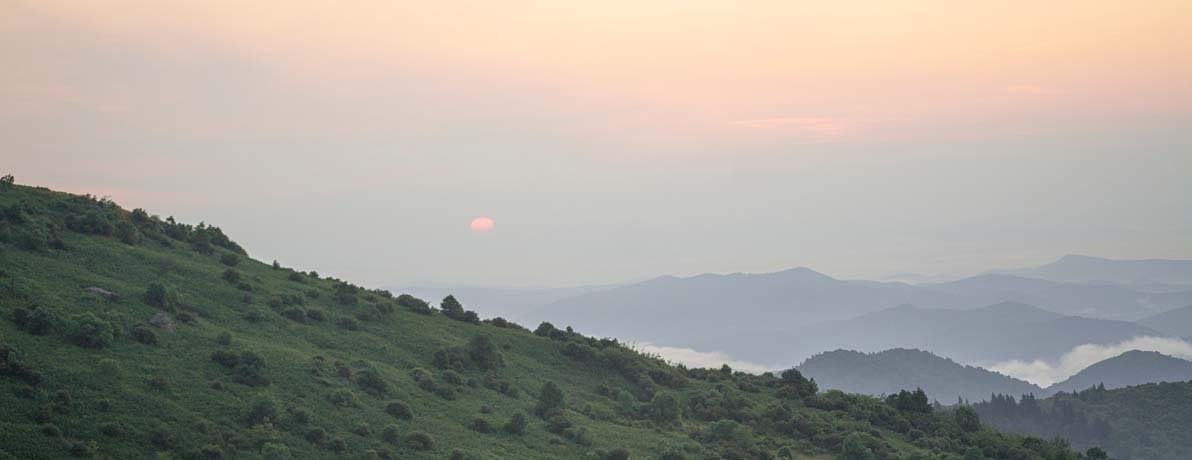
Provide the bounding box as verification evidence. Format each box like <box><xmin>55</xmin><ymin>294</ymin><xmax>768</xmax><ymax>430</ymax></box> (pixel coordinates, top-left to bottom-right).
<box><xmin>976</xmin><ymin>382</ymin><xmax>1192</xmax><ymax>460</ymax></box>
<box><xmin>0</xmin><ymin>181</ymin><xmax>1082</xmax><ymax>460</ymax></box>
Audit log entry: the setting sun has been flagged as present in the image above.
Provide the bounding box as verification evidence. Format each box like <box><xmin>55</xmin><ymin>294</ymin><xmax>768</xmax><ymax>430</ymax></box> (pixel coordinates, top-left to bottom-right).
<box><xmin>470</xmin><ymin>217</ymin><xmax>494</xmax><ymax>232</ymax></box>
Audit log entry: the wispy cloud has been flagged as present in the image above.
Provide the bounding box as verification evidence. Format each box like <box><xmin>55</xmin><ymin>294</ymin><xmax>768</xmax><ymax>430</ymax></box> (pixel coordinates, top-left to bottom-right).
<box><xmin>727</xmin><ymin>117</ymin><xmax>847</xmax><ymax>131</ymax></box>
<box><xmin>989</xmin><ymin>336</ymin><xmax>1192</xmax><ymax>387</ymax></box>
<box><xmin>636</xmin><ymin>342</ymin><xmax>775</xmax><ymax>374</ymax></box>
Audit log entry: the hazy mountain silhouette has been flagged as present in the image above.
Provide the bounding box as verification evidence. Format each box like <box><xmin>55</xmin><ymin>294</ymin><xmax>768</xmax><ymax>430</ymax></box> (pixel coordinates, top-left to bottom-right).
<box><xmin>536</xmin><ymin>267</ymin><xmax>1190</xmax><ymax>367</ymax></box>
<box><xmin>755</xmin><ymin>302</ymin><xmax>1161</xmax><ymax>365</ymax></box>
<box><xmin>992</xmin><ymin>254</ymin><xmax>1192</xmax><ymax>289</ymax></box>
<box><xmin>1047</xmin><ymin>350</ymin><xmax>1192</xmax><ymax>394</ymax></box>
<box><xmin>533</xmin><ymin>267</ymin><xmax>968</xmax><ymax>353</ymax></box>
<box><xmin>796</xmin><ymin>348</ymin><xmax>1044</xmax><ymax>403</ymax></box>
<box><xmin>1137</xmin><ymin>305</ymin><xmax>1192</xmax><ymax>338</ymax></box>
<box><xmin>925</xmin><ymin>274</ymin><xmax>1192</xmax><ymax>320</ymax></box>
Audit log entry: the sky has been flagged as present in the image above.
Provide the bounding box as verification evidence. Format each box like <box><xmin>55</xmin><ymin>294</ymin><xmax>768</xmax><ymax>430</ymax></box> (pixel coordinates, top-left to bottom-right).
<box><xmin>3</xmin><ymin>0</ymin><xmax>1191</xmax><ymax>288</ymax></box>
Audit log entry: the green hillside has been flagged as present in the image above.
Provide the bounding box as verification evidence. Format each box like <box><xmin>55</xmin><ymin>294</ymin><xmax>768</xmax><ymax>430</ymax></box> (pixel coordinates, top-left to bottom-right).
<box><xmin>975</xmin><ymin>382</ymin><xmax>1192</xmax><ymax>460</ymax></box>
<box><xmin>0</xmin><ymin>179</ymin><xmax>1083</xmax><ymax>460</ymax></box>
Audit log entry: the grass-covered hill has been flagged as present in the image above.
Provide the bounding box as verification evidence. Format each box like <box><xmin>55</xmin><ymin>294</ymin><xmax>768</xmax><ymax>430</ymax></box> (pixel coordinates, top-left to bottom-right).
<box><xmin>975</xmin><ymin>382</ymin><xmax>1192</xmax><ymax>460</ymax></box>
<box><xmin>0</xmin><ymin>179</ymin><xmax>1085</xmax><ymax>460</ymax></box>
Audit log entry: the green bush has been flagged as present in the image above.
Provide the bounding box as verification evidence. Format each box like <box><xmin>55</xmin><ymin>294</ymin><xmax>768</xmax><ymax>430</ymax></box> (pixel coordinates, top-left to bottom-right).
<box><xmin>131</xmin><ymin>324</ymin><xmax>158</xmax><ymax>345</ymax></box>
<box><xmin>13</xmin><ymin>307</ymin><xmax>54</xmax><ymax>335</ymax></box>
<box><xmin>536</xmin><ymin>381</ymin><xmax>566</xmax><ymax>416</ymax></box>
<box><xmin>405</xmin><ymin>431</ymin><xmax>435</xmax><ymax>450</ymax></box>
<box><xmin>505</xmin><ymin>412</ymin><xmax>528</xmax><ymax>435</ymax></box>
<box><xmin>385</xmin><ymin>401</ymin><xmax>413</xmax><ymax>420</ymax></box>
<box><xmin>222</xmin><ymin>269</ymin><xmax>241</xmax><ymax>284</ymax></box>
<box><xmin>397</xmin><ymin>294</ymin><xmax>433</xmax><ymax>315</ymax></box>
<box><xmin>66</xmin><ymin>313</ymin><xmax>114</xmax><ymax>349</ymax></box>
<box><xmin>381</xmin><ymin>425</ymin><xmax>401</xmax><ymax>444</ymax></box>
<box><xmin>261</xmin><ymin>442</ymin><xmax>291</xmax><ymax>460</ymax></box>
<box><xmin>144</xmin><ymin>282</ymin><xmax>175</xmax><ymax>309</ymax></box>
<box><xmin>246</xmin><ymin>397</ymin><xmax>278</xmax><ymax>425</ymax></box>
<box><xmin>466</xmin><ymin>335</ymin><xmax>504</xmax><ymax>370</ymax></box>
<box><xmin>220</xmin><ymin>253</ymin><xmax>240</xmax><ymax>266</ymax></box>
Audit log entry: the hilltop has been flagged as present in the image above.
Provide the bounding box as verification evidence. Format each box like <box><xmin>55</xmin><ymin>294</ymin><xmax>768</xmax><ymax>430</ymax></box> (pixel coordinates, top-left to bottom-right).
<box><xmin>0</xmin><ymin>180</ymin><xmax>1084</xmax><ymax>460</ymax></box>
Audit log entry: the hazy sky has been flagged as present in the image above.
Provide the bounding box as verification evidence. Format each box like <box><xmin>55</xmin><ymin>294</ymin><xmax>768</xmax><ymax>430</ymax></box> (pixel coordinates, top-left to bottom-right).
<box><xmin>4</xmin><ymin>0</ymin><xmax>1191</xmax><ymax>287</ymax></box>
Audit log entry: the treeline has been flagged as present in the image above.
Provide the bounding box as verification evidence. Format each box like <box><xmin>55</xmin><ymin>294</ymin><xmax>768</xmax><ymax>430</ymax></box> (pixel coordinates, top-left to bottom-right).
<box><xmin>975</xmin><ymin>383</ymin><xmax>1192</xmax><ymax>460</ymax></box>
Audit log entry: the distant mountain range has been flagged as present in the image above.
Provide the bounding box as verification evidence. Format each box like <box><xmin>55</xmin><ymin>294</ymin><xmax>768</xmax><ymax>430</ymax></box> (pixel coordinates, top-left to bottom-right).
<box><xmin>796</xmin><ymin>348</ymin><xmax>1043</xmax><ymax>403</ymax></box>
<box><xmin>1137</xmin><ymin>305</ymin><xmax>1192</xmax><ymax>338</ymax></box>
<box><xmin>769</xmin><ymin>301</ymin><xmax>1160</xmax><ymax>365</ymax></box>
<box><xmin>395</xmin><ymin>255</ymin><xmax>1192</xmax><ymax>372</ymax></box>
<box><xmin>798</xmin><ymin>348</ymin><xmax>1192</xmax><ymax>404</ymax></box>
<box><xmin>991</xmin><ymin>254</ymin><xmax>1192</xmax><ymax>289</ymax></box>
<box><xmin>527</xmin><ymin>264</ymin><xmax>1192</xmax><ymax>367</ymax></box>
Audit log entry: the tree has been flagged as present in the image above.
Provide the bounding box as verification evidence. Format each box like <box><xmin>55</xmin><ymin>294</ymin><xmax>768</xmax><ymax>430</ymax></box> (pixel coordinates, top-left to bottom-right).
<box><xmin>441</xmin><ymin>295</ymin><xmax>466</xmax><ymax>320</ymax></box>
<box><xmin>0</xmin><ymin>174</ymin><xmax>13</xmax><ymax>191</ymax></box>
<box><xmin>964</xmin><ymin>447</ymin><xmax>984</xmax><ymax>460</ymax></box>
<box><xmin>535</xmin><ymin>381</ymin><xmax>565</xmax><ymax>416</ymax></box>
<box><xmin>956</xmin><ymin>405</ymin><xmax>981</xmax><ymax>432</ymax></box>
<box><xmin>840</xmin><ymin>433</ymin><xmax>874</xmax><ymax>460</ymax></box>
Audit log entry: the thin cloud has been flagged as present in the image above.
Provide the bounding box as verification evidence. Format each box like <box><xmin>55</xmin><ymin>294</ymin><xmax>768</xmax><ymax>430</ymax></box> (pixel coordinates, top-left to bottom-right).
<box><xmin>727</xmin><ymin>117</ymin><xmax>847</xmax><ymax>131</ymax></box>
<box><xmin>990</xmin><ymin>336</ymin><xmax>1192</xmax><ymax>387</ymax></box>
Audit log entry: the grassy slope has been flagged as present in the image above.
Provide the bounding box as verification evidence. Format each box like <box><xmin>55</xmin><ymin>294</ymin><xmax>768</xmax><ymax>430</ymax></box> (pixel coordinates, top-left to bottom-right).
<box><xmin>0</xmin><ymin>183</ymin><xmax>1075</xmax><ymax>460</ymax></box>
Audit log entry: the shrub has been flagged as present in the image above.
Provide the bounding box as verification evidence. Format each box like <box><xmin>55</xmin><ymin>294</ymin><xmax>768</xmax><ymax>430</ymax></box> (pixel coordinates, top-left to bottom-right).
<box><xmin>220</xmin><ymin>253</ymin><xmax>240</xmax><ymax>266</ymax></box>
<box><xmin>98</xmin><ymin>421</ymin><xmax>126</xmax><ymax>436</ymax></box>
<box><xmin>283</xmin><ymin>308</ymin><xmax>306</xmax><ymax>323</ymax></box>
<box><xmin>305</xmin><ymin>427</ymin><xmax>328</xmax><ymax>445</ymax></box>
<box><xmin>150</xmin><ymin>428</ymin><xmax>176</xmax><ymax>449</ymax></box>
<box><xmin>0</xmin><ymin>174</ymin><xmax>13</xmax><ymax>190</ymax></box>
<box><xmin>287</xmin><ymin>272</ymin><xmax>305</xmax><ymax>283</ymax></box>
<box><xmin>840</xmin><ymin>433</ymin><xmax>874</xmax><ymax>460</ymax></box>
<box><xmin>466</xmin><ymin>335</ymin><xmax>504</xmax><ymax>370</ymax></box>
<box><xmin>505</xmin><ymin>412</ymin><xmax>528</xmax><ymax>435</ymax></box>
<box><xmin>352</xmin><ymin>422</ymin><xmax>371</xmax><ymax>436</ymax></box>
<box><xmin>144</xmin><ymin>282</ymin><xmax>175</xmax><ymax>309</ymax></box>
<box><xmin>397</xmin><ymin>294</ymin><xmax>432</xmax><ymax>314</ymax></box>
<box><xmin>211</xmin><ymin>350</ymin><xmax>240</xmax><ymax>368</ymax></box>
<box><xmin>381</xmin><ymin>425</ymin><xmax>401</xmax><ymax>444</ymax></box>
<box><xmin>41</xmin><ymin>423</ymin><xmax>61</xmax><ymax>437</ymax></box>
<box><xmin>441</xmin><ymin>370</ymin><xmax>465</xmax><ymax>386</ymax></box>
<box><xmin>246</xmin><ymin>397</ymin><xmax>278</xmax><ymax>425</ymax></box>
<box><xmin>13</xmin><ymin>307</ymin><xmax>54</xmax><ymax>335</ymax></box>
<box><xmin>327</xmin><ymin>437</ymin><xmax>347</xmax><ymax>452</ymax></box>
<box><xmin>335</xmin><ymin>317</ymin><xmax>359</xmax><ymax>331</ymax></box>
<box><xmin>535</xmin><ymin>381</ymin><xmax>565</xmax><ymax>416</ymax></box>
<box><xmin>328</xmin><ymin>389</ymin><xmax>357</xmax><ymax>407</ymax></box>
<box><xmin>470</xmin><ymin>418</ymin><xmax>494</xmax><ymax>433</ymax></box>
<box><xmin>66</xmin><ymin>313</ymin><xmax>114</xmax><ymax>349</ymax></box>
<box><xmin>216</xmin><ymin>331</ymin><xmax>232</xmax><ymax>346</ymax></box>
<box><xmin>222</xmin><ymin>269</ymin><xmax>241</xmax><ymax>284</ymax></box>
<box><xmin>304</xmin><ymin>308</ymin><xmax>326</xmax><ymax>322</ymax></box>
<box><xmin>357</xmin><ymin>368</ymin><xmax>389</xmax><ymax>395</ymax></box>
<box><xmin>405</xmin><ymin>431</ymin><xmax>435</xmax><ymax>450</ymax></box>
<box><xmin>385</xmin><ymin>401</ymin><xmax>413</xmax><ymax>420</ymax></box>
<box><xmin>114</xmin><ymin>220</ymin><xmax>141</xmax><ymax>245</ymax></box>
<box><xmin>232</xmin><ymin>351</ymin><xmax>269</xmax><ymax>386</ymax></box>
<box><xmin>261</xmin><ymin>443</ymin><xmax>291</xmax><ymax>460</ymax></box>
<box><xmin>131</xmin><ymin>324</ymin><xmax>158</xmax><ymax>345</ymax></box>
